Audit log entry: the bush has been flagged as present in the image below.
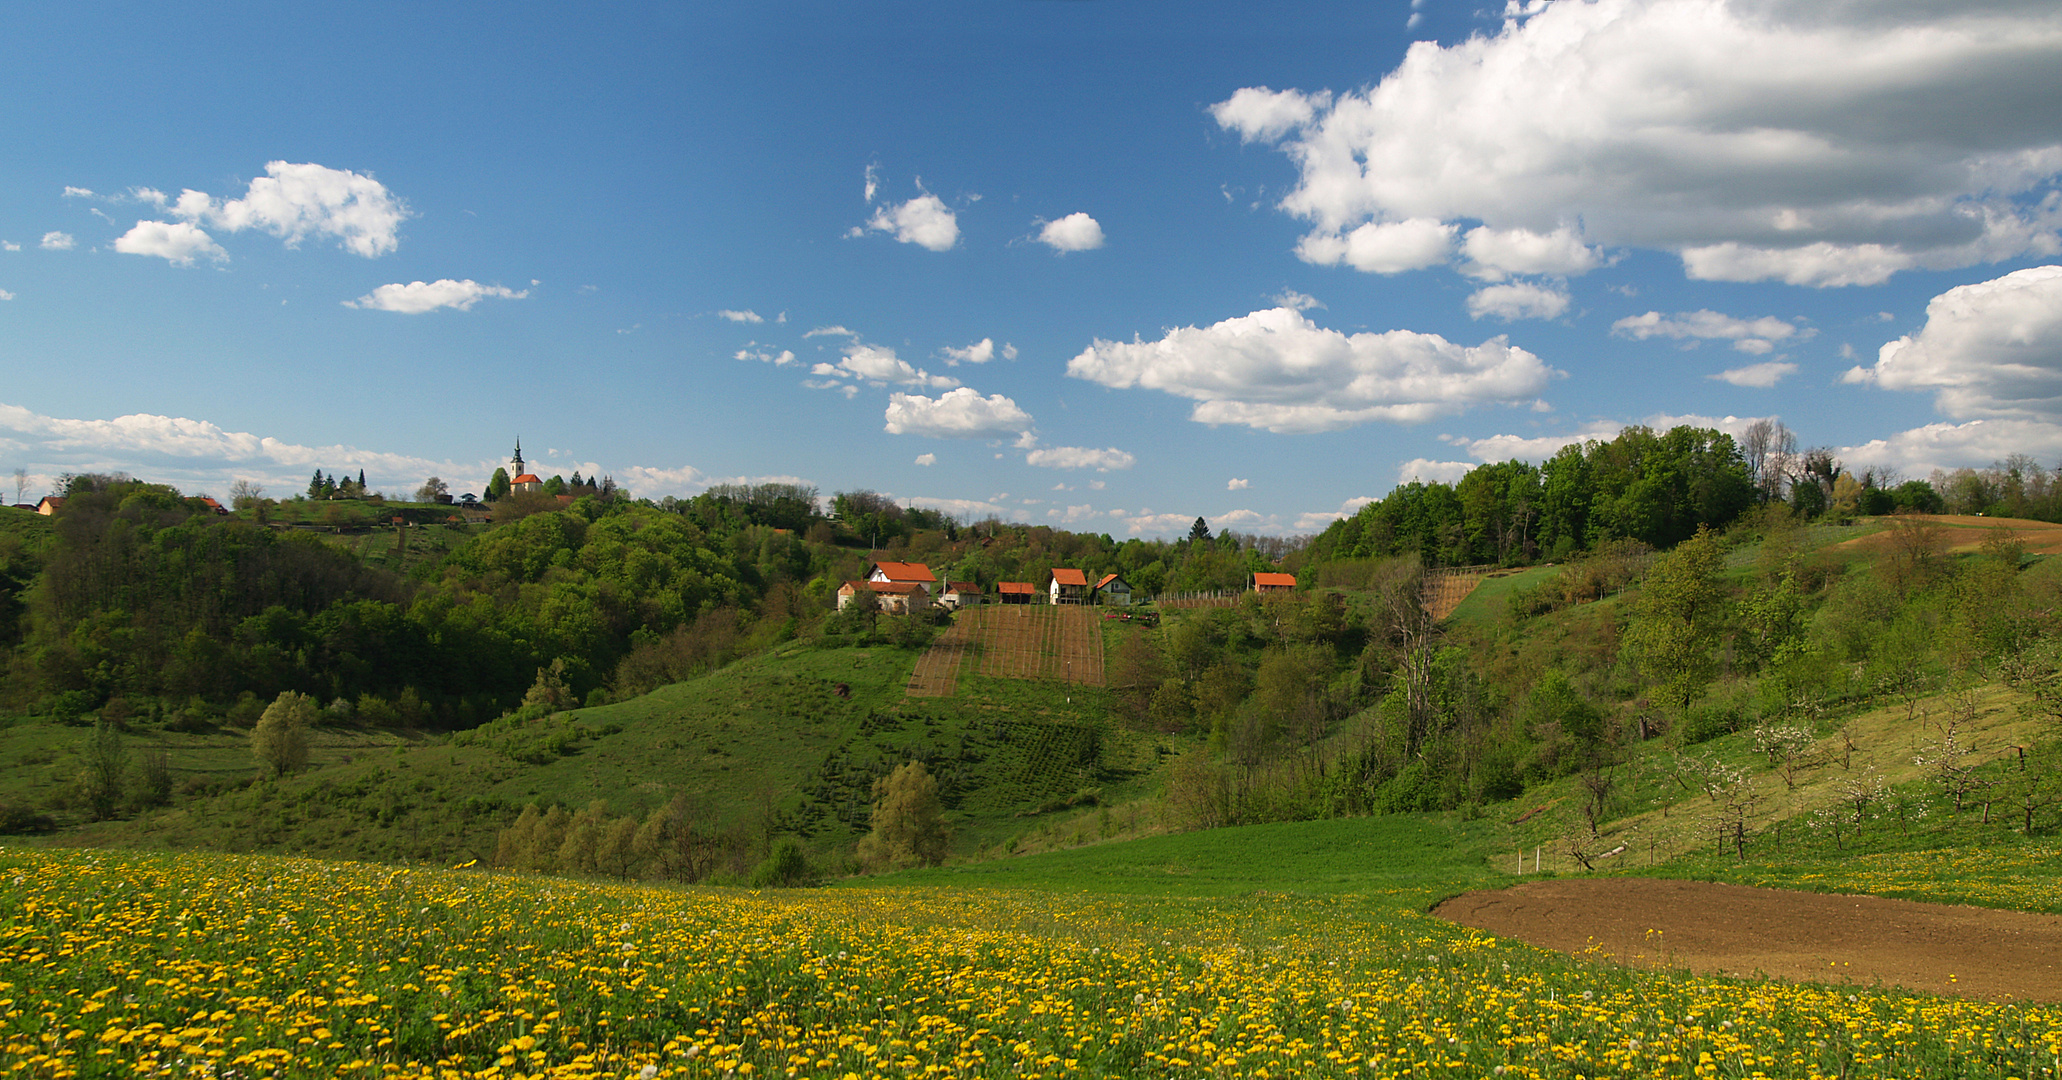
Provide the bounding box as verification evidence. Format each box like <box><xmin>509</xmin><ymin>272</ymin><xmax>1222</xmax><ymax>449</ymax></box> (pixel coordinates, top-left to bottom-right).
<box><xmin>0</xmin><ymin>803</ymin><xmax>55</xmax><ymax>834</ymax></box>
<box><xmin>749</xmin><ymin>837</ymin><xmax>813</xmax><ymax>888</ymax></box>
<box><xmin>1676</xmin><ymin>703</ymin><xmax>1743</xmax><ymax>745</ymax></box>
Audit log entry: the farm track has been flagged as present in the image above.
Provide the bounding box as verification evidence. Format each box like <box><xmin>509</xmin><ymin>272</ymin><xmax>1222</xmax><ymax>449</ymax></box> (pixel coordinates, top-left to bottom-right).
<box><xmin>907</xmin><ymin>606</ymin><xmax>1105</xmax><ymax>697</ymax></box>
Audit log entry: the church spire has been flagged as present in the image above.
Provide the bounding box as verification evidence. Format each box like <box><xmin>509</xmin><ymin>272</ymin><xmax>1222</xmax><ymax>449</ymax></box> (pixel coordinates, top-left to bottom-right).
<box><xmin>512</xmin><ymin>437</ymin><xmax>525</xmax><ymax>477</ymax></box>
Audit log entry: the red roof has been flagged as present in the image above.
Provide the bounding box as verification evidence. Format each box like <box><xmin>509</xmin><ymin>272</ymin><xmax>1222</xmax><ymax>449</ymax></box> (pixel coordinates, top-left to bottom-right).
<box><xmin>1253</xmin><ymin>572</ymin><xmax>1297</xmax><ymax>588</ymax></box>
<box><xmin>841</xmin><ymin>580</ymin><xmax>923</xmax><ymax>595</ymax></box>
<box><xmin>1094</xmin><ymin>573</ymin><xmax>1126</xmax><ymax>589</ymax></box>
<box><xmin>946</xmin><ymin>581</ymin><xmax>982</xmax><ymax>593</ymax></box>
<box><xmin>997</xmin><ymin>582</ymin><xmax>1037</xmax><ymax>595</ymax></box>
<box><xmin>1050</xmin><ymin>568</ymin><xmax>1089</xmax><ymax>587</ymax></box>
<box><xmin>512</xmin><ymin>473</ymin><xmax>542</xmax><ymax>485</ymax></box>
<box><xmin>871</xmin><ymin>561</ymin><xmax>936</xmax><ymax>584</ymax></box>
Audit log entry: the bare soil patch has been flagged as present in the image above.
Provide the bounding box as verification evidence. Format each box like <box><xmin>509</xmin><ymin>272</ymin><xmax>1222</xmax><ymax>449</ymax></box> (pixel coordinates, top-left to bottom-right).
<box><xmin>1830</xmin><ymin>514</ymin><xmax>2062</xmax><ymax>556</ymax></box>
<box><xmin>1434</xmin><ymin>877</ymin><xmax>2062</xmax><ymax>1003</ymax></box>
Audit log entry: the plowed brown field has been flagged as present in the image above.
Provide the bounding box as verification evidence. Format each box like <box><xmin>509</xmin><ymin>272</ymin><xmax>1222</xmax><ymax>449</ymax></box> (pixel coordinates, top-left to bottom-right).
<box><xmin>1435</xmin><ymin>877</ymin><xmax>2062</xmax><ymax>1003</ymax></box>
<box><xmin>1831</xmin><ymin>514</ymin><xmax>2062</xmax><ymax>556</ymax></box>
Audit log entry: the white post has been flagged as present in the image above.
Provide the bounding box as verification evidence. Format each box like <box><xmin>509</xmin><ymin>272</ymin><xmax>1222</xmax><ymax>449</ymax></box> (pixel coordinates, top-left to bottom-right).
<box><xmin>1535</xmin><ymin>846</ymin><xmax>1541</xmax><ymax>873</ymax></box>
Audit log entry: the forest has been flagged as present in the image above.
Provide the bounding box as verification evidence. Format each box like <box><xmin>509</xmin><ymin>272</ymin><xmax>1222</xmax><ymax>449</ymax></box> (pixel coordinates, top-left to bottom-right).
<box><xmin>7</xmin><ymin>422</ymin><xmax>2062</xmax><ymax>856</ymax></box>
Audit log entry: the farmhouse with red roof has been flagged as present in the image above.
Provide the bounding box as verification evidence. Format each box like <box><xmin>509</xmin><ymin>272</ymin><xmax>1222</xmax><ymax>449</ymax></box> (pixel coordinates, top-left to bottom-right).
<box><xmin>996</xmin><ymin>581</ymin><xmax>1037</xmax><ymax>604</ymax></box>
<box><xmin>1049</xmin><ymin>567</ymin><xmax>1089</xmax><ymax>605</ymax></box>
<box><xmin>1252</xmin><ymin>571</ymin><xmax>1297</xmax><ymax>594</ymax></box>
<box><xmin>1093</xmin><ymin>572</ymin><xmax>1135</xmax><ymax>606</ymax></box>
<box><xmin>868</xmin><ymin>560</ymin><xmax>937</xmax><ymax>598</ymax></box>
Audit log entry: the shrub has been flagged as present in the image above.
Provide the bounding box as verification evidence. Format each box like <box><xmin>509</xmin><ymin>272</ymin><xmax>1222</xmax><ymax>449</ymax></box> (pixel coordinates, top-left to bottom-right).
<box><xmin>749</xmin><ymin>837</ymin><xmax>813</xmax><ymax>888</ymax></box>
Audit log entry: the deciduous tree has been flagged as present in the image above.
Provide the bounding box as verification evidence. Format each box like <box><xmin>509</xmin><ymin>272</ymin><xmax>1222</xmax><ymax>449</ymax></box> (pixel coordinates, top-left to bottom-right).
<box><xmin>857</xmin><ymin>761</ymin><xmax>950</xmax><ymax>870</ymax></box>
<box><xmin>252</xmin><ymin>690</ymin><xmax>314</xmax><ymax>777</ymax></box>
<box><xmin>1623</xmin><ymin>526</ymin><xmax>1726</xmax><ymax>722</ymax></box>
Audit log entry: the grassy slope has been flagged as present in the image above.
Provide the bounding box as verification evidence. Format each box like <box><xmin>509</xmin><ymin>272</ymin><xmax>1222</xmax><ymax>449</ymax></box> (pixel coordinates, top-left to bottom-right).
<box><xmin>64</xmin><ymin>635</ymin><xmax>1163</xmax><ymax>866</ymax></box>
<box><xmin>39</xmin><ymin>514</ymin><xmax>2062</xmax><ymax>920</ymax></box>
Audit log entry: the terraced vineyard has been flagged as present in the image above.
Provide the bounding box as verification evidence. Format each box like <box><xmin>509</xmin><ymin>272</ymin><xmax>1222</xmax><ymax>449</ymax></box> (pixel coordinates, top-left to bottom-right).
<box><xmin>908</xmin><ymin>606</ymin><xmax>1105</xmax><ymax>697</ymax></box>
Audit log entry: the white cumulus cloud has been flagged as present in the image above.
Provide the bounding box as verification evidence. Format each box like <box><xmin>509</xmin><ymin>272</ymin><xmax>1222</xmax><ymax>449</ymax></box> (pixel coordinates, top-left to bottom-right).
<box><xmin>1065</xmin><ymin>306</ymin><xmax>1560</xmax><ymax>433</ymax></box>
<box><xmin>0</xmin><ymin>290</ymin><xmax>13</xmax><ymax>301</ymax></box>
<box><xmin>718</xmin><ymin>309</ymin><xmax>763</xmax><ymax>323</ymax></box>
<box><xmin>40</xmin><ymin>232</ymin><xmax>74</xmax><ymax>251</ymax></box>
<box><xmin>1214</xmin><ymin>1</ymin><xmax>2062</xmax><ymax>286</ymax></box>
<box><xmin>1038</xmin><ymin>212</ymin><xmax>1105</xmax><ymax>252</ymax></box>
<box><xmin>1841</xmin><ymin>418</ymin><xmax>2062</xmax><ymax>478</ymax></box>
<box><xmin>1845</xmin><ymin>265</ymin><xmax>2062</xmax><ymax>420</ymax></box>
<box><xmin>942</xmin><ymin>337</ymin><xmax>1016</xmax><ymax>365</ymax></box>
<box><xmin>112</xmin><ymin>220</ymin><xmax>228</xmax><ymax>266</ymax></box>
<box><xmin>1612</xmin><ymin>310</ymin><xmax>1805</xmax><ymax>353</ymax></box>
<box><xmin>1461</xmin><ymin>226</ymin><xmax>1601</xmax><ymax>281</ymax></box>
<box><xmin>1295</xmin><ymin>495</ymin><xmax>1378</xmax><ymax>531</ymax></box>
<box><xmin>1467</xmin><ymin>282</ymin><xmax>1570</xmax><ymax>321</ymax></box>
<box><xmin>735</xmin><ymin>347</ymin><xmax>796</xmax><ymax>366</ymax></box>
<box><xmin>1439</xmin><ymin>422</ymin><xmax>1628</xmax><ymax>462</ymax></box>
<box><xmin>867</xmin><ymin>194</ymin><xmax>960</xmax><ymax>251</ymax></box>
<box><xmin>1211</xmin><ymin>85</ymin><xmax>1330</xmax><ymax>144</ymax></box>
<box><xmin>883</xmin><ymin>388</ymin><xmax>1035</xmax><ymax>440</ymax></box>
<box><xmin>1397</xmin><ymin>458</ymin><xmax>1475</xmax><ymax>484</ymax></box>
<box><xmin>914</xmin><ymin>453</ymin><xmax>937</xmax><ymax>466</ymax></box>
<box><xmin>1025</xmin><ymin>447</ymin><xmax>1136</xmax><ymax>471</ymax></box>
<box><xmin>1295</xmin><ymin>218</ymin><xmax>1455</xmax><ymax>274</ymax></box>
<box><xmin>1228</xmin><ymin>478</ymin><xmax>1250</xmax><ymax>490</ymax></box>
<box><xmin>345</xmin><ymin>279</ymin><xmax>528</xmax><ymax>314</ymax></box>
<box><xmin>143</xmin><ymin>161</ymin><xmax>409</xmax><ymax>259</ymax></box>
<box><xmin>832</xmin><ymin>343</ymin><xmax>959</xmax><ymax>388</ymax></box>
<box><xmin>1712</xmin><ymin>361</ymin><xmax>1800</xmax><ymax>388</ymax></box>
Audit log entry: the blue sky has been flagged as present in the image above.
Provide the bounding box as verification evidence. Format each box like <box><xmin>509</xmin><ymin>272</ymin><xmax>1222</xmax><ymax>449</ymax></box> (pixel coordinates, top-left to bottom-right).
<box><xmin>4</xmin><ymin>0</ymin><xmax>2060</xmax><ymax>535</ymax></box>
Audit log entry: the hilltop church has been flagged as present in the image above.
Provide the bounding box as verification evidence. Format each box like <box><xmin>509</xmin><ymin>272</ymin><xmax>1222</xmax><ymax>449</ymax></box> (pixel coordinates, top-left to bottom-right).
<box><xmin>508</xmin><ymin>439</ymin><xmax>543</xmax><ymax>494</ymax></box>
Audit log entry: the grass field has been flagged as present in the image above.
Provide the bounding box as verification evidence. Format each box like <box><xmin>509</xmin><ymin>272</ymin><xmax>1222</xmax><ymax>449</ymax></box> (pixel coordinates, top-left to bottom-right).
<box><xmin>6</xmin><ymin>822</ymin><xmax>2059</xmax><ymax>1079</ymax></box>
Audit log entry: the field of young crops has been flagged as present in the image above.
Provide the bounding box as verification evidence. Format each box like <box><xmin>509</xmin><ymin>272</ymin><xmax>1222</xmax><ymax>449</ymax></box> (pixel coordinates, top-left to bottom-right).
<box><xmin>4</xmin><ymin>845</ymin><xmax>2058</xmax><ymax>1079</ymax></box>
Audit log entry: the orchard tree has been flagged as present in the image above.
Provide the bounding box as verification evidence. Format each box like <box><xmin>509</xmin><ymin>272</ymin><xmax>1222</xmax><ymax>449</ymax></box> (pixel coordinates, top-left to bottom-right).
<box><xmin>415</xmin><ymin>476</ymin><xmax>449</xmax><ymax>503</ymax></box>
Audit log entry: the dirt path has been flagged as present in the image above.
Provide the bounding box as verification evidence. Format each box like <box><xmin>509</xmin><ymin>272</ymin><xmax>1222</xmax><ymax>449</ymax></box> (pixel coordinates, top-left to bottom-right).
<box><xmin>1433</xmin><ymin>877</ymin><xmax>2062</xmax><ymax>1003</ymax></box>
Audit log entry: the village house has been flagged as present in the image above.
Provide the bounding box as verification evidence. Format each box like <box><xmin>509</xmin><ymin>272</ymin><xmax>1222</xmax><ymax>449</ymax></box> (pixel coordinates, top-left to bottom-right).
<box><xmin>869</xmin><ymin>560</ymin><xmax>937</xmax><ymax>598</ymax></box>
<box><xmin>940</xmin><ymin>581</ymin><xmax>984</xmax><ymax>609</ymax></box>
<box><xmin>35</xmin><ymin>496</ymin><xmax>64</xmax><ymax>516</ymax></box>
<box><xmin>1048</xmin><ymin>568</ymin><xmax>1089</xmax><ymax>605</ymax></box>
<box><xmin>1252</xmin><ymin>571</ymin><xmax>1297</xmax><ymax>594</ymax></box>
<box><xmin>1093</xmin><ymin>572</ymin><xmax>1135</xmax><ymax>606</ymax></box>
<box><xmin>836</xmin><ymin>579</ymin><xmax>925</xmax><ymax>613</ymax></box>
<box><xmin>996</xmin><ymin>581</ymin><xmax>1037</xmax><ymax>605</ymax></box>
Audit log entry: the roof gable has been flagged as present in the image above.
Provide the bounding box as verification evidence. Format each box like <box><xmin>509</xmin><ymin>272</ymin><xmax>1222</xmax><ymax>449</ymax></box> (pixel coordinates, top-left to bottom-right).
<box><xmin>1050</xmin><ymin>568</ymin><xmax>1089</xmax><ymax>587</ymax></box>
<box><xmin>1253</xmin><ymin>572</ymin><xmax>1297</xmax><ymax>588</ymax></box>
<box><xmin>871</xmin><ymin>561</ymin><xmax>937</xmax><ymax>583</ymax></box>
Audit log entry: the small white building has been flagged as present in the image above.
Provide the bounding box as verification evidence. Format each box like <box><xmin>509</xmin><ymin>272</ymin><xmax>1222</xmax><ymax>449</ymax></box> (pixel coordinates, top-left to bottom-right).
<box><xmin>1094</xmin><ymin>572</ymin><xmax>1135</xmax><ymax>606</ymax></box>
<box><xmin>1049</xmin><ymin>568</ymin><xmax>1089</xmax><ymax>605</ymax></box>
<box><xmin>837</xmin><ymin>580</ymin><xmax>925</xmax><ymax>614</ymax></box>
<box><xmin>940</xmin><ymin>581</ymin><xmax>984</xmax><ymax>609</ymax></box>
<box><xmin>869</xmin><ymin>560</ymin><xmax>937</xmax><ymax>598</ymax></box>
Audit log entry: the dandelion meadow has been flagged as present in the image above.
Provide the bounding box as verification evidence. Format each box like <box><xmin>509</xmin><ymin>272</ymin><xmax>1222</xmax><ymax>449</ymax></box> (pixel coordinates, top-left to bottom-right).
<box><xmin>3</xmin><ymin>846</ymin><xmax>2058</xmax><ymax>1079</ymax></box>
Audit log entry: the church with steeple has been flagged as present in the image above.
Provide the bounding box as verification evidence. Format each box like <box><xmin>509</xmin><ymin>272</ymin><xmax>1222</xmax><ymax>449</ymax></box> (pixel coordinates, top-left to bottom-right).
<box><xmin>509</xmin><ymin>438</ymin><xmax>543</xmax><ymax>494</ymax></box>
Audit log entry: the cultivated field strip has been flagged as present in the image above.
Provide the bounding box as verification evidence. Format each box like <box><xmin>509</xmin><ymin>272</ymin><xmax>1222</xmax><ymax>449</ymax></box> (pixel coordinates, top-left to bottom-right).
<box><xmin>905</xmin><ymin>625</ymin><xmax>973</xmax><ymax>697</ymax></box>
<box><xmin>909</xmin><ymin>606</ymin><xmax>1105</xmax><ymax>696</ymax></box>
<box><xmin>1423</xmin><ymin>565</ymin><xmax>1492</xmax><ymax>621</ymax></box>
